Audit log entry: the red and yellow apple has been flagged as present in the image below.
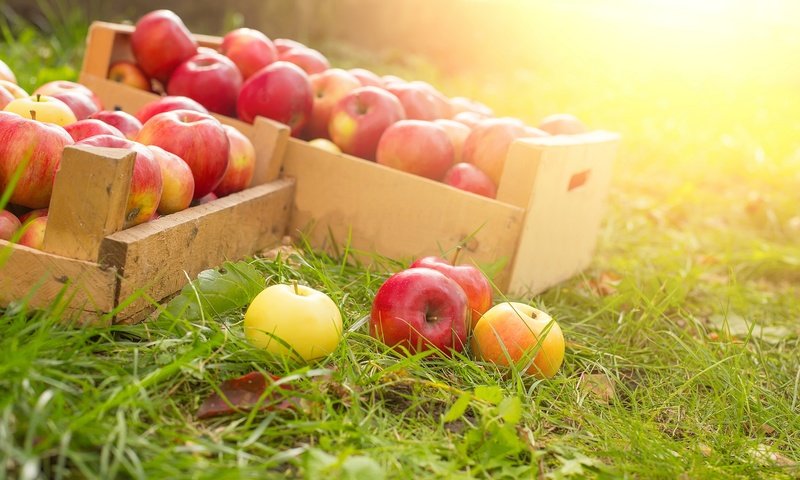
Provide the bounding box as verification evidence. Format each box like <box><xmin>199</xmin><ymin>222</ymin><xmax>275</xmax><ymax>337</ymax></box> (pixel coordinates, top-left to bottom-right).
<box><xmin>221</xmin><ymin>28</ymin><xmax>278</xmax><ymax>79</ymax></box>
<box><xmin>167</xmin><ymin>52</ymin><xmax>243</xmax><ymax>117</ymax></box>
<box><xmin>279</xmin><ymin>47</ymin><xmax>330</xmax><ymax>75</ymax></box>
<box><xmin>0</xmin><ymin>209</ymin><xmax>21</xmax><ymax>241</ymax></box>
<box><xmin>328</xmin><ymin>86</ymin><xmax>405</xmax><ymax>161</ymax></box>
<box><xmin>0</xmin><ymin>80</ymin><xmax>27</xmax><ymax>100</ymax></box>
<box><xmin>348</xmin><ymin>68</ymin><xmax>383</xmax><ymax>88</ymax></box>
<box><xmin>89</xmin><ymin>110</ymin><xmax>144</xmax><ymax>140</ymax></box>
<box><xmin>147</xmin><ymin>145</ymin><xmax>194</xmax><ymax>214</ymax></box>
<box><xmin>237</xmin><ymin>61</ymin><xmax>313</xmax><ymax>136</ymax></box>
<box><xmin>463</xmin><ymin>117</ymin><xmax>545</xmax><ymax>185</ymax></box>
<box><xmin>131</xmin><ymin>9</ymin><xmax>198</xmax><ymax>84</ymax></box>
<box><xmin>214</xmin><ymin>125</ymin><xmax>256</xmax><ymax>197</ymax></box>
<box><xmin>304</xmin><ymin>68</ymin><xmax>361</xmax><ymax>140</ymax></box>
<box><xmin>64</xmin><ymin>118</ymin><xmax>125</xmax><ymax>142</ymax></box>
<box><xmin>442</xmin><ymin>163</ymin><xmax>497</xmax><ymax>199</ymax></box>
<box><xmin>386</xmin><ymin>82</ymin><xmax>451</xmax><ymax>121</ymax></box>
<box><xmin>33</xmin><ymin>80</ymin><xmax>102</xmax><ymax>111</ymax></box>
<box><xmin>108</xmin><ymin>60</ymin><xmax>151</xmax><ymax>91</ymax></box>
<box><xmin>49</xmin><ymin>90</ymin><xmax>101</xmax><ymax>120</ymax></box>
<box><xmin>433</xmin><ymin>118</ymin><xmax>471</xmax><ymax>164</ymax></box>
<box><xmin>274</xmin><ymin>38</ymin><xmax>306</xmax><ymax>55</ymax></box>
<box><xmin>17</xmin><ymin>216</ymin><xmax>47</xmax><ymax>250</ymax></box>
<box><xmin>376</xmin><ymin>120</ymin><xmax>454</xmax><ymax>180</ymax></box>
<box><xmin>135</xmin><ymin>95</ymin><xmax>209</xmax><ymax>124</ymax></box>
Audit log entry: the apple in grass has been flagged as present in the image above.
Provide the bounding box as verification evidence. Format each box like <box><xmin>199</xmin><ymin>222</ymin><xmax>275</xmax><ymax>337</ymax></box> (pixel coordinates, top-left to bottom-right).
<box><xmin>89</xmin><ymin>110</ymin><xmax>143</xmax><ymax>140</ymax></box>
<box><xmin>279</xmin><ymin>47</ymin><xmax>330</xmax><ymax>75</ymax></box>
<box><xmin>64</xmin><ymin>118</ymin><xmax>125</xmax><ymax>142</ymax></box>
<box><xmin>4</xmin><ymin>94</ymin><xmax>77</xmax><ymax>126</ymax></box>
<box><xmin>348</xmin><ymin>68</ymin><xmax>383</xmax><ymax>88</ymax></box>
<box><xmin>33</xmin><ymin>81</ymin><xmax>102</xmax><ymax>111</ymax></box>
<box><xmin>443</xmin><ymin>163</ymin><xmax>497</xmax><ymax>199</ymax></box>
<box><xmin>0</xmin><ymin>59</ymin><xmax>15</xmax><ymax>84</ymax></box>
<box><xmin>167</xmin><ymin>52</ymin><xmax>243</xmax><ymax>117</ymax></box>
<box><xmin>108</xmin><ymin>60</ymin><xmax>151</xmax><ymax>91</ymax></box>
<box><xmin>237</xmin><ymin>61</ymin><xmax>313</xmax><ymax>137</ymax></box>
<box><xmin>136</xmin><ymin>109</ymin><xmax>229</xmax><ymax>199</ymax></box>
<box><xmin>221</xmin><ymin>28</ymin><xmax>278</xmax><ymax>80</ymax></box>
<box><xmin>214</xmin><ymin>125</ymin><xmax>256</xmax><ymax>197</ymax></box>
<box><xmin>370</xmin><ymin>268</ymin><xmax>469</xmax><ymax>355</ymax></box>
<box><xmin>0</xmin><ymin>209</ymin><xmax>21</xmax><ymax>241</ymax></box>
<box><xmin>304</xmin><ymin>68</ymin><xmax>361</xmax><ymax>140</ymax></box>
<box><xmin>16</xmin><ymin>216</ymin><xmax>47</xmax><ymax>250</ymax></box>
<box><xmin>135</xmin><ymin>95</ymin><xmax>209</xmax><ymax>124</ymax></box>
<box><xmin>131</xmin><ymin>9</ymin><xmax>198</xmax><ymax>84</ymax></box>
<box><xmin>538</xmin><ymin>113</ymin><xmax>588</xmax><ymax>135</ymax></box>
<box><xmin>433</xmin><ymin>119</ymin><xmax>471</xmax><ymax>164</ymax></box>
<box><xmin>472</xmin><ymin>302</ymin><xmax>565</xmax><ymax>379</ymax></box>
<box><xmin>376</xmin><ymin>120</ymin><xmax>454</xmax><ymax>180</ymax></box>
<box><xmin>244</xmin><ymin>283</ymin><xmax>343</xmax><ymax>361</ymax></box>
<box><xmin>463</xmin><ymin>117</ymin><xmax>548</xmax><ymax>185</ymax></box>
<box><xmin>328</xmin><ymin>86</ymin><xmax>405</xmax><ymax>161</ymax></box>
<box><xmin>147</xmin><ymin>145</ymin><xmax>194</xmax><ymax>214</ymax></box>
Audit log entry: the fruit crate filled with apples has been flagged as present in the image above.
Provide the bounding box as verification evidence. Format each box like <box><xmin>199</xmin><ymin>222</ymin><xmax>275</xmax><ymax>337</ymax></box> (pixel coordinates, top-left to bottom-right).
<box><xmin>78</xmin><ymin>10</ymin><xmax>618</xmax><ymax>296</ymax></box>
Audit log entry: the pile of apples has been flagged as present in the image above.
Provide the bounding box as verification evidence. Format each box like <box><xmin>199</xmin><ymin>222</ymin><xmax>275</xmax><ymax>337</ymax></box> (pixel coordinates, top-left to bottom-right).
<box><xmin>0</xmin><ymin>58</ymin><xmax>256</xmax><ymax>250</ymax></box>
<box><xmin>113</xmin><ymin>10</ymin><xmax>589</xmax><ymax>200</ymax></box>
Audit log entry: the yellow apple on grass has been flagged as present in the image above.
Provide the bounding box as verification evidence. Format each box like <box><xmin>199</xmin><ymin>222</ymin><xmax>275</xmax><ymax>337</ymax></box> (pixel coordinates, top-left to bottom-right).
<box><xmin>3</xmin><ymin>94</ymin><xmax>77</xmax><ymax>126</ymax></box>
<box><xmin>244</xmin><ymin>283</ymin><xmax>343</xmax><ymax>361</ymax></box>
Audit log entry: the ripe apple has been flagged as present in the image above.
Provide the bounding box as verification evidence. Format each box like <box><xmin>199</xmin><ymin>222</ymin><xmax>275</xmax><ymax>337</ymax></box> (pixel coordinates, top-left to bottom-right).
<box><xmin>4</xmin><ymin>95</ymin><xmax>77</xmax><ymax>126</ymax></box>
<box><xmin>386</xmin><ymin>82</ymin><xmax>451</xmax><ymax>120</ymax></box>
<box><xmin>0</xmin><ymin>87</ymin><xmax>13</xmax><ymax>110</ymax></box>
<box><xmin>33</xmin><ymin>80</ymin><xmax>102</xmax><ymax>111</ymax></box>
<box><xmin>471</xmin><ymin>302</ymin><xmax>565</xmax><ymax>379</ymax></box>
<box><xmin>452</xmin><ymin>111</ymin><xmax>490</xmax><ymax>129</ymax></box>
<box><xmin>221</xmin><ymin>28</ymin><xmax>278</xmax><ymax>79</ymax></box>
<box><xmin>108</xmin><ymin>60</ymin><xmax>151</xmax><ymax>91</ymax></box>
<box><xmin>50</xmin><ymin>90</ymin><xmax>101</xmax><ymax>120</ymax></box>
<box><xmin>463</xmin><ymin>117</ymin><xmax>544</xmax><ymax>185</ymax></box>
<box><xmin>538</xmin><ymin>113</ymin><xmax>588</xmax><ymax>135</ymax></box>
<box><xmin>131</xmin><ymin>9</ymin><xmax>198</xmax><ymax>84</ymax></box>
<box><xmin>0</xmin><ymin>80</ymin><xmax>27</xmax><ymax>100</ymax></box>
<box><xmin>449</xmin><ymin>96</ymin><xmax>493</xmax><ymax>117</ymax></box>
<box><xmin>77</xmin><ymin>135</ymin><xmax>163</xmax><ymax>227</ymax></box>
<box><xmin>0</xmin><ymin>114</ymin><xmax>73</xmax><ymax>208</ymax></box>
<box><xmin>348</xmin><ymin>68</ymin><xmax>383</xmax><ymax>88</ymax></box>
<box><xmin>0</xmin><ymin>209</ymin><xmax>21</xmax><ymax>241</ymax></box>
<box><xmin>279</xmin><ymin>47</ymin><xmax>330</xmax><ymax>75</ymax></box>
<box><xmin>147</xmin><ymin>145</ymin><xmax>194</xmax><ymax>214</ymax></box>
<box><xmin>17</xmin><ymin>216</ymin><xmax>47</xmax><ymax>250</ymax></box>
<box><xmin>135</xmin><ymin>95</ymin><xmax>209</xmax><ymax>124</ymax></box>
<box><xmin>237</xmin><ymin>61</ymin><xmax>313</xmax><ymax>136</ymax></box>
<box><xmin>410</xmin><ymin>254</ymin><xmax>492</xmax><ymax>330</ymax></box>
<box><xmin>328</xmin><ymin>86</ymin><xmax>405</xmax><ymax>161</ymax></box>
<box><xmin>64</xmin><ymin>118</ymin><xmax>125</xmax><ymax>142</ymax></box>
<box><xmin>308</xmin><ymin>138</ymin><xmax>341</xmax><ymax>154</ymax></box>
<box><xmin>214</xmin><ymin>124</ymin><xmax>256</xmax><ymax>197</ymax></box>
<box><xmin>18</xmin><ymin>208</ymin><xmax>48</xmax><ymax>223</ymax></box>
<box><xmin>0</xmin><ymin>59</ymin><xmax>15</xmax><ymax>84</ymax></box>
<box><xmin>433</xmin><ymin>118</ymin><xmax>471</xmax><ymax>164</ymax></box>
<box><xmin>136</xmin><ymin>109</ymin><xmax>229</xmax><ymax>199</ymax></box>
<box><xmin>381</xmin><ymin>75</ymin><xmax>405</xmax><ymax>87</ymax></box>
<box><xmin>376</xmin><ymin>120</ymin><xmax>454</xmax><ymax>180</ymax></box>
<box><xmin>443</xmin><ymin>163</ymin><xmax>497</xmax><ymax>199</ymax></box>
<box><xmin>89</xmin><ymin>110</ymin><xmax>143</xmax><ymax>140</ymax></box>
<box><xmin>304</xmin><ymin>68</ymin><xmax>361</xmax><ymax>140</ymax></box>
<box><xmin>244</xmin><ymin>283</ymin><xmax>343</xmax><ymax>361</ymax></box>
<box><xmin>193</xmin><ymin>192</ymin><xmax>218</xmax><ymax>205</ymax></box>
<box><xmin>273</xmin><ymin>38</ymin><xmax>306</xmax><ymax>55</ymax></box>
<box><xmin>167</xmin><ymin>52</ymin><xmax>243</xmax><ymax>116</ymax></box>
<box><xmin>370</xmin><ymin>267</ymin><xmax>469</xmax><ymax>355</ymax></box>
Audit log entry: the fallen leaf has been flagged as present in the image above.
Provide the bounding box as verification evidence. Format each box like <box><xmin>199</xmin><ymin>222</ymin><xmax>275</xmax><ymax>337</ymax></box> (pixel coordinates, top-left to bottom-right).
<box><xmin>579</xmin><ymin>373</ymin><xmax>616</xmax><ymax>404</ymax></box>
<box><xmin>197</xmin><ymin>371</ymin><xmax>298</xmax><ymax>419</ymax></box>
<box><xmin>584</xmin><ymin>272</ymin><xmax>622</xmax><ymax>297</ymax></box>
<box><xmin>749</xmin><ymin>444</ymin><xmax>798</xmax><ymax>468</ymax></box>
<box><xmin>698</xmin><ymin>444</ymin><xmax>713</xmax><ymax>457</ymax></box>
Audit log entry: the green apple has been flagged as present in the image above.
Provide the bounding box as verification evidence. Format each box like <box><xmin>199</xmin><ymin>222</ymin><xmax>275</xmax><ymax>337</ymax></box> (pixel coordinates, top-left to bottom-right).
<box><xmin>244</xmin><ymin>283</ymin><xmax>343</xmax><ymax>361</ymax></box>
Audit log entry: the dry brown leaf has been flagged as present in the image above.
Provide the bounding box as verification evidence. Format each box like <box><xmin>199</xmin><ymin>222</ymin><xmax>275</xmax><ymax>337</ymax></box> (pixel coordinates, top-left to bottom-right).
<box><xmin>584</xmin><ymin>271</ymin><xmax>622</xmax><ymax>297</ymax></box>
<box><xmin>578</xmin><ymin>373</ymin><xmax>616</xmax><ymax>404</ymax></box>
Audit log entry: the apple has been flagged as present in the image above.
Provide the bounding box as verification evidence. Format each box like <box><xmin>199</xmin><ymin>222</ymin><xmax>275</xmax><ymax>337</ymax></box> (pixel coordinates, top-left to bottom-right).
<box><xmin>0</xmin><ymin>80</ymin><xmax>27</xmax><ymax>100</ymax></box>
<box><xmin>463</xmin><ymin>117</ymin><xmax>545</xmax><ymax>185</ymax></box>
<box><xmin>33</xmin><ymin>80</ymin><xmax>102</xmax><ymax>111</ymax></box>
<box><xmin>64</xmin><ymin>118</ymin><xmax>125</xmax><ymax>142</ymax></box>
<box><xmin>279</xmin><ymin>47</ymin><xmax>330</xmax><ymax>75</ymax></box>
<box><xmin>77</xmin><ymin>135</ymin><xmax>163</xmax><ymax>227</ymax></box>
<box><xmin>136</xmin><ymin>109</ymin><xmax>229</xmax><ymax>199</ymax></box>
<box><xmin>348</xmin><ymin>68</ymin><xmax>383</xmax><ymax>88</ymax></box>
<box><xmin>410</xmin><ymin>253</ymin><xmax>492</xmax><ymax>330</ymax></box>
<box><xmin>244</xmin><ymin>283</ymin><xmax>343</xmax><ymax>361</ymax></box>
<box><xmin>433</xmin><ymin>119</ymin><xmax>471</xmax><ymax>164</ymax></box>
<box><xmin>167</xmin><ymin>52</ymin><xmax>243</xmax><ymax>116</ymax></box>
<box><xmin>193</xmin><ymin>192</ymin><xmax>218</xmax><ymax>205</ymax></box>
<box><xmin>135</xmin><ymin>95</ymin><xmax>209</xmax><ymax>124</ymax></box>
<box><xmin>0</xmin><ymin>87</ymin><xmax>13</xmax><ymax>110</ymax></box>
<box><xmin>237</xmin><ymin>61</ymin><xmax>313</xmax><ymax>136</ymax></box>
<box><xmin>4</xmin><ymin>95</ymin><xmax>77</xmax><ymax>126</ymax></box>
<box><xmin>0</xmin><ymin>59</ymin><xmax>15</xmax><ymax>84</ymax></box>
<box><xmin>0</xmin><ymin>114</ymin><xmax>73</xmax><ymax>208</ymax></box>
<box><xmin>449</xmin><ymin>96</ymin><xmax>493</xmax><ymax>117</ymax></box>
<box><xmin>214</xmin><ymin>124</ymin><xmax>256</xmax><ymax>197</ymax></box>
<box><xmin>304</xmin><ymin>68</ymin><xmax>361</xmax><ymax>140</ymax></box>
<box><xmin>443</xmin><ymin>163</ymin><xmax>497</xmax><ymax>199</ymax></box>
<box><xmin>328</xmin><ymin>86</ymin><xmax>405</xmax><ymax>161</ymax></box>
<box><xmin>538</xmin><ymin>113</ymin><xmax>588</xmax><ymax>135</ymax></box>
<box><xmin>108</xmin><ymin>60</ymin><xmax>151</xmax><ymax>91</ymax></box>
<box><xmin>0</xmin><ymin>209</ymin><xmax>21</xmax><ymax>241</ymax></box>
<box><xmin>147</xmin><ymin>145</ymin><xmax>194</xmax><ymax>214</ymax></box>
<box><xmin>18</xmin><ymin>208</ymin><xmax>48</xmax><ymax>223</ymax></box>
<box><xmin>221</xmin><ymin>28</ymin><xmax>278</xmax><ymax>79</ymax></box>
<box><xmin>386</xmin><ymin>82</ymin><xmax>451</xmax><ymax>120</ymax></box>
<box><xmin>376</xmin><ymin>120</ymin><xmax>454</xmax><ymax>180</ymax></box>
<box><xmin>89</xmin><ymin>110</ymin><xmax>143</xmax><ymax>140</ymax></box>
<box><xmin>274</xmin><ymin>38</ymin><xmax>306</xmax><ymax>55</ymax></box>
<box><xmin>471</xmin><ymin>302</ymin><xmax>565</xmax><ymax>379</ymax></box>
<box><xmin>370</xmin><ymin>267</ymin><xmax>469</xmax><ymax>355</ymax></box>
<box><xmin>452</xmin><ymin>111</ymin><xmax>491</xmax><ymax>129</ymax></box>
<box><xmin>50</xmin><ymin>90</ymin><xmax>101</xmax><ymax>120</ymax></box>
<box><xmin>308</xmin><ymin>138</ymin><xmax>341</xmax><ymax>154</ymax></box>
<box><xmin>17</xmin><ymin>216</ymin><xmax>47</xmax><ymax>250</ymax></box>
<box><xmin>381</xmin><ymin>75</ymin><xmax>405</xmax><ymax>87</ymax></box>
<box><xmin>131</xmin><ymin>9</ymin><xmax>198</xmax><ymax>84</ymax></box>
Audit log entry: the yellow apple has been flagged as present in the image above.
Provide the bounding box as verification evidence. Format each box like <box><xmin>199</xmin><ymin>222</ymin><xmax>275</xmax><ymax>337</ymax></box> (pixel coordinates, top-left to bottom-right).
<box><xmin>3</xmin><ymin>94</ymin><xmax>77</xmax><ymax>126</ymax></box>
<box><xmin>244</xmin><ymin>284</ymin><xmax>343</xmax><ymax>361</ymax></box>
<box><xmin>308</xmin><ymin>138</ymin><xmax>341</xmax><ymax>154</ymax></box>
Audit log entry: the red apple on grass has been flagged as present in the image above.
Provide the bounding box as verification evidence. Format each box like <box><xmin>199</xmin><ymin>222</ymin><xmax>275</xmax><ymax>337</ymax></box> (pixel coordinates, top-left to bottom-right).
<box><xmin>304</xmin><ymin>68</ymin><xmax>361</xmax><ymax>139</ymax></box>
<box><xmin>167</xmin><ymin>52</ymin><xmax>243</xmax><ymax>116</ymax></box>
<box><xmin>433</xmin><ymin>119</ymin><xmax>471</xmax><ymax>164</ymax></box>
<box><xmin>328</xmin><ymin>86</ymin><xmax>405</xmax><ymax>161</ymax></box>
<box><xmin>0</xmin><ymin>209</ymin><xmax>21</xmax><ymax>241</ymax></box>
<box><xmin>136</xmin><ymin>109</ymin><xmax>229</xmax><ymax>199</ymax></box>
<box><xmin>376</xmin><ymin>120</ymin><xmax>454</xmax><ymax>180</ymax></box>
<box><xmin>89</xmin><ymin>110</ymin><xmax>143</xmax><ymax>140</ymax></box>
<box><xmin>0</xmin><ymin>59</ymin><xmax>15</xmax><ymax>84</ymax></box>
<box><xmin>463</xmin><ymin>117</ymin><xmax>545</xmax><ymax>185</ymax></box>
<box><xmin>147</xmin><ymin>145</ymin><xmax>194</xmax><ymax>214</ymax></box>
<box><xmin>0</xmin><ymin>114</ymin><xmax>73</xmax><ymax>208</ymax></box>
<box><xmin>17</xmin><ymin>216</ymin><xmax>47</xmax><ymax>250</ymax></box>
<box><xmin>221</xmin><ymin>28</ymin><xmax>278</xmax><ymax>79</ymax></box>
<box><xmin>77</xmin><ymin>135</ymin><xmax>163</xmax><ymax>227</ymax></box>
<box><xmin>135</xmin><ymin>95</ymin><xmax>209</xmax><ymax>124</ymax></box>
<box><xmin>538</xmin><ymin>113</ymin><xmax>588</xmax><ymax>135</ymax></box>
<box><xmin>370</xmin><ymin>267</ymin><xmax>469</xmax><ymax>355</ymax></box>
<box><xmin>214</xmin><ymin>125</ymin><xmax>256</xmax><ymax>197</ymax></box>
<box><xmin>131</xmin><ymin>9</ymin><xmax>198</xmax><ymax>84</ymax></box>
<box><xmin>348</xmin><ymin>68</ymin><xmax>383</xmax><ymax>88</ymax></box>
<box><xmin>108</xmin><ymin>60</ymin><xmax>151</xmax><ymax>91</ymax></box>
<box><xmin>279</xmin><ymin>47</ymin><xmax>330</xmax><ymax>75</ymax></box>
<box><xmin>237</xmin><ymin>61</ymin><xmax>313</xmax><ymax>136</ymax></box>
<box><xmin>64</xmin><ymin>118</ymin><xmax>125</xmax><ymax>142</ymax></box>
<box><xmin>443</xmin><ymin>163</ymin><xmax>497</xmax><ymax>199</ymax></box>
<box><xmin>4</xmin><ymin>95</ymin><xmax>77</xmax><ymax>126</ymax></box>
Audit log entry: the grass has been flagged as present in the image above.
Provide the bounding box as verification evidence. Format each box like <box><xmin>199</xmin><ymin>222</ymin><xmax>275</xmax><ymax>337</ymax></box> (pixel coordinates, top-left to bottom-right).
<box><xmin>1</xmin><ymin>2</ymin><xmax>799</xmax><ymax>479</ymax></box>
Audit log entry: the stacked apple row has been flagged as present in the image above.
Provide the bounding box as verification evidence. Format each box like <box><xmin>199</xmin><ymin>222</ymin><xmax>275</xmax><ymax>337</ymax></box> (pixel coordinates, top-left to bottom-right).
<box><xmin>114</xmin><ymin>10</ymin><xmax>588</xmax><ymax>199</ymax></box>
<box><xmin>0</xmin><ymin>59</ymin><xmax>256</xmax><ymax>250</ymax></box>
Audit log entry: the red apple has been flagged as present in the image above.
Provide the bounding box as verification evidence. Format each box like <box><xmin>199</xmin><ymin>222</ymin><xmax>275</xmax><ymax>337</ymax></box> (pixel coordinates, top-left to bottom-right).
<box><xmin>214</xmin><ymin>125</ymin><xmax>256</xmax><ymax>197</ymax></box>
<box><xmin>77</xmin><ymin>135</ymin><xmax>163</xmax><ymax>227</ymax></box>
<box><xmin>328</xmin><ymin>86</ymin><xmax>405</xmax><ymax>161</ymax></box>
<box><xmin>452</xmin><ymin>111</ymin><xmax>490</xmax><ymax>129</ymax></box>
<box><xmin>135</xmin><ymin>95</ymin><xmax>209</xmax><ymax>124</ymax></box>
<box><xmin>463</xmin><ymin>117</ymin><xmax>543</xmax><ymax>185</ymax></box>
<box><xmin>18</xmin><ymin>208</ymin><xmax>48</xmax><ymax>223</ymax></box>
<box><xmin>50</xmin><ymin>90</ymin><xmax>101</xmax><ymax>120</ymax></box>
<box><xmin>167</xmin><ymin>52</ymin><xmax>243</xmax><ymax>117</ymax></box>
<box><xmin>279</xmin><ymin>47</ymin><xmax>330</xmax><ymax>75</ymax></box>
<box><xmin>237</xmin><ymin>61</ymin><xmax>313</xmax><ymax>136</ymax></box>
<box><xmin>89</xmin><ymin>110</ymin><xmax>144</xmax><ymax>140</ymax></box>
<box><xmin>304</xmin><ymin>68</ymin><xmax>361</xmax><ymax>140</ymax></box>
<box><xmin>443</xmin><ymin>163</ymin><xmax>497</xmax><ymax>199</ymax></box>
<box><xmin>0</xmin><ymin>87</ymin><xmax>13</xmax><ymax>110</ymax></box>
<box><xmin>376</xmin><ymin>120</ymin><xmax>454</xmax><ymax>180</ymax></box>
<box><xmin>17</xmin><ymin>216</ymin><xmax>47</xmax><ymax>249</ymax></box>
<box><xmin>131</xmin><ymin>9</ymin><xmax>198</xmax><ymax>84</ymax></box>
<box><xmin>108</xmin><ymin>60</ymin><xmax>151</xmax><ymax>91</ymax></box>
<box><xmin>0</xmin><ymin>209</ymin><xmax>21</xmax><ymax>241</ymax></box>
<box><xmin>410</xmin><ymin>254</ymin><xmax>492</xmax><ymax>331</ymax></box>
<box><xmin>136</xmin><ymin>109</ymin><xmax>229</xmax><ymax>199</ymax></box>
<box><xmin>33</xmin><ymin>80</ymin><xmax>102</xmax><ymax>111</ymax></box>
<box><xmin>433</xmin><ymin>119</ymin><xmax>471</xmax><ymax>164</ymax></box>
<box><xmin>450</xmin><ymin>96</ymin><xmax>493</xmax><ymax>118</ymax></box>
<box><xmin>64</xmin><ymin>119</ymin><xmax>125</xmax><ymax>142</ymax></box>
<box><xmin>147</xmin><ymin>145</ymin><xmax>194</xmax><ymax>214</ymax></box>
<box><xmin>381</xmin><ymin>75</ymin><xmax>406</xmax><ymax>87</ymax></box>
<box><xmin>370</xmin><ymin>267</ymin><xmax>469</xmax><ymax>355</ymax></box>
<box><xmin>0</xmin><ymin>80</ymin><xmax>27</xmax><ymax>100</ymax></box>
<box><xmin>0</xmin><ymin>114</ymin><xmax>73</xmax><ymax>208</ymax></box>
<box><xmin>274</xmin><ymin>38</ymin><xmax>307</xmax><ymax>55</ymax></box>
<box><xmin>348</xmin><ymin>68</ymin><xmax>383</xmax><ymax>88</ymax></box>
<box><xmin>538</xmin><ymin>113</ymin><xmax>588</xmax><ymax>135</ymax></box>
<box><xmin>0</xmin><ymin>59</ymin><xmax>15</xmax><ymax>84</ymax></box>
<box><xmin>386</xmin><ymin>82</ymin><xmax>451</xmax><ymax>120</ymax></box>
<box><xmin>221</xmin><ymin>28</ymin><xmax>278</xmax><ymax>80</ymax></box>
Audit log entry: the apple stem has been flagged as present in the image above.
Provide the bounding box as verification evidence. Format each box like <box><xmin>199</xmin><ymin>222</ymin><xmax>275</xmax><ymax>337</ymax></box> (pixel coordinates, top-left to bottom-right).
<box><xmin>451</xmin><ymin>246</ymin><xmax>463</xmax><ymax>265</ymax></box>
<box><xmin>36</xmin><ymin>93</ymin><xmax>41</xmax><ymax>102</ymax></box>
<box><xmin>293</xmin><ymin>280</ymin><xmax>299</xmax><ymax>295</ymax></box>
<box><xmin>29</xmin><ymin>110</ymin><xmax>36</xmax><ymax>121</ymax></box>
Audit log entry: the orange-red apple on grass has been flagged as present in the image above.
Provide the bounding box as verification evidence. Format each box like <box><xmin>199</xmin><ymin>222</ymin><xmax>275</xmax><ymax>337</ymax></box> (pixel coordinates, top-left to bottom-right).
<box><xmin>147</xmin><ymin>145</ymin><xmax>194</xmax><ymax>214</ymax></box>
<box><xmin>0</xmin><ymin>59</ymin><xmax>16</xmax><ymax>84</ymax></box>
<box><xmin>108</xmin><ymin>60</ymin><xmax>151</xmax><ymax>91</ymax></box>
<box><xmin>131</xmin><ymin>9</ymin><xmax>198</xmax><ymax>84</ymax></box>
<box><xmin>472</xmin><ymin>302</ymin><xmax>565</xmax><ymax>379</ymax></box>
<box><xmin>17</xmin><ymin>216</ymin><xmax>48</xmax><ymax>250</ymax></box>
<box><xmin>303</xmin><ymin>68</ymin><xmax>361</xmax><ymax>140</ymax></box>
<box><xmin>214</xmin><ymin>125</ymin><xmax>256</xmax><ymax>197</ymax></box>
<box><xmin>0</xmin><ymin>209</ymin><xmax>21</xmax><ymax>240</ymax></box>
<box><xmin>376</xmin><ymin>120</ymin><xmax>454</xmax><ymax>180</ymax></box>
<box><xmin>221</xmin><ymin>28</ymin><xmax>278</xmax><ymax>80</ymax></box>
<box><xmin>328</xmin><ymin>86</ymin><xmax>405</xmax><ymax>161</ymax></box>
<box><xmin>89</xmin><ymin>110</ymin><xmax>143</xmax><ymax>140</ymax></box>
<box><xmin>4</xmin><ymin>95</ymin><xmax>77</xmax><ymax>126</ymax></box>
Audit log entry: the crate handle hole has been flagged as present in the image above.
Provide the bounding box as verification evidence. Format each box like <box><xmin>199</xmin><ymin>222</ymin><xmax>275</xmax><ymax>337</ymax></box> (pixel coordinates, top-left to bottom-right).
<box><xmin>568</xmin><ymin>169</ymin><xmax>591</xmax><ymax>191</ymax></box>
